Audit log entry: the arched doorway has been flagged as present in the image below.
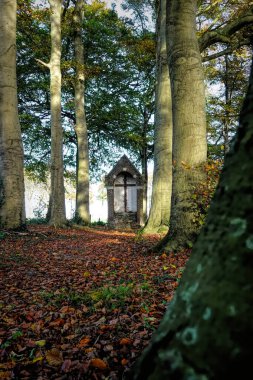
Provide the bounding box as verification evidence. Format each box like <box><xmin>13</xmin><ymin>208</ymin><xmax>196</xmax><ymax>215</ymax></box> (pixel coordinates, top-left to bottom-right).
<box><xmin>114</xmin><ymin>172</ymin><xmax>137</xmax><ymax>213</ymax></box>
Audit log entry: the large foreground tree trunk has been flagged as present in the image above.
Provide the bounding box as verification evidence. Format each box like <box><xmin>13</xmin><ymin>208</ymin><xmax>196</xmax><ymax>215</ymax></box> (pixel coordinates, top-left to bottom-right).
<box><xmin>74</xmin><ymin>0</ymin><xmax>90</xmax><ymax>225</ymax></box>
<box><xmin>0</xmin><ymin>0</ymin><xmax>26</xmax><ymax>229</ymax></box>
<box><xmin>48</xmin><ymin>0</ymin><xmax>66</xmax><ymax>226</ymax></box>
<box><xmin>144</xmin><ymin>0</ymin><xmax>172</xmax><ymax>234</ymax></box>
<box><xmin>154</xmin><ymin>0</ymin><xmax>207</xmax><ymax>251</ymax></box>
<box><xmin>131</xmin><ymin>57</ymin><xmax>253</xmax><ymax>380</ymax></box>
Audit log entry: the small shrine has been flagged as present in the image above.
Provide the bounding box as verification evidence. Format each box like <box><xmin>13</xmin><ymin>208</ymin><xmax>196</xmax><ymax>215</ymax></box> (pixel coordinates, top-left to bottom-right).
<box><xmin>105</xmin><ymin>155</ymin><xmax>144</xmax><ymax>228</ymax></box>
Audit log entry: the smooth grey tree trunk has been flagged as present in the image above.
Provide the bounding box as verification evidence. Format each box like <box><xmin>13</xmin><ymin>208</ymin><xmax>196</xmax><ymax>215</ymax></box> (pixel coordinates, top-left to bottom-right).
<box><xmin>0</xmin><ymin>0</ymin><xmax>26</xmax><ymax>229</ymax></box>
<box><xmin>154</xmin><ymin>0</ymin><xmax>207</xmax><ymax>251</ymax></box>
<box><xmin>74</xmin><ymin>0</ymin><xmax>90</xmax><ymax>225</ymax></box>
<box><xmin>48</xmin><ymin>0</ymin><xmax>66</xmax><ymax>226</ymax></box>
<box><xmin>130</xmin><ymin>56</ymin><xmax>253</xmax><ymax>380</ymax></box>
<box><xmin>144</xmin><ymin>0</ymin><xmax>173</xmax><ymax>234</ymax></box>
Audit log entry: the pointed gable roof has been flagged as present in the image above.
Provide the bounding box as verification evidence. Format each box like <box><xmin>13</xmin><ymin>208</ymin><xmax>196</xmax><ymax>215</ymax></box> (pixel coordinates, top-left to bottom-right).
<box><xmin>105</xmin><ymin>155</ymin><xmax>144</xmax><ymax>186</ymax></box>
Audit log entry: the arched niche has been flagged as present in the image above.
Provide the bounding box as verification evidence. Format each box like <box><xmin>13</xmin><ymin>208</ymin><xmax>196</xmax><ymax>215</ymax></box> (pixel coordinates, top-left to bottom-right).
<box><xmin>114</xmin><ymin>172</ymin><xmax>137</xmax><ymax>213</ymax></box>
<box><xmin>104</xmin><ymin>155</ymin><xmax>144</xmax><ymax>228</ymax></box>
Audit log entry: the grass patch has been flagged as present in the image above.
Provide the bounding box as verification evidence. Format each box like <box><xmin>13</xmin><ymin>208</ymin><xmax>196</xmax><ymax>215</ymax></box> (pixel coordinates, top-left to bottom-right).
<box><xmin>89</xmin><ymin>284</ymin><xmax>134</xmax><ymax>309</ymax></box>
<box><xmin>39</xmin><ymin>289</ymin><xmax>91</xmax><ymax>307</ymax></box>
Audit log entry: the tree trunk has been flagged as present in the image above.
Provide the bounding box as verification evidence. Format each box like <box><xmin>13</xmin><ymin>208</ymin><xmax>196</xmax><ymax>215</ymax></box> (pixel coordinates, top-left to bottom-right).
<box><xmin>154</xmin><ymin>0</ymin><xmax>207</xmax><ymax>251</ymax></box>
<box><xmin>0</xmin><ymin>0</ymin><xmax>26</xmax><ymax>229</ymax></box>
<box><xmin>74</xmin><ymin>0</ymin><xmax>90</xmax><ymax>225</ymax></box>
<box><xmin>48</xmin><ymin>0</ymin><xmax>66</xmax><ymax>226</ymax></box>
<box><xmin>223</xmin><ymin>54</ymin><xmax>230</xmax><ymax>156</ymax></box>
<box><xmin>144</xmin><ymin>0</ymin><xmax>172</xmax><ymax>234</ymax></box>
<box><xmin>141</xmin><ymin>143</ymin><xmax>148</xmax><ymax>223</ymax></box>
<box><xmin>130</xmin><ymin>56</ymin><xmax>253</xmax><ymax>380</ymax></box>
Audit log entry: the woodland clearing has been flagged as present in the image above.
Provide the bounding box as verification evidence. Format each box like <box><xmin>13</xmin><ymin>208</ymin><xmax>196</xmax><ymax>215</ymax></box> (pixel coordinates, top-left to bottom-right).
<box><xmin>0</xmin><ymin>226</ymin><xmax>189</xmax><ymax>379</ymax></box>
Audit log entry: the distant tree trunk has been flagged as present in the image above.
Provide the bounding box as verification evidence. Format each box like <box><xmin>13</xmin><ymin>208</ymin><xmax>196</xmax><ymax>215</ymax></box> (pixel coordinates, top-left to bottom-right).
<box><xmin>223</xmin><ymin>54</ymin><xmax>230</xmax><ymax>156</ymax></box>
<box><xmin>0</xmin><ymin>0</ymin><xmax>26</xmax><ymax>229</ymax></box>
<box><xmin>48</xmin><ymin>0</ymin><xmax>66</xmax><ymax>226</ymax></box>
<box><xmin>140</xmin><ymin>105</ymin><xmax>150</xmax><ymax>223</ymax></box>
<box><xmin>141</xmin><ymin>143</ymin><xmax>148</xmax><ymax>223</ymax></box>
<box><xmin>74</xmin><ymin>0</ymin><xmax>90</xmax><ymax>225</ymax></box>
<box><xmin>154</xmin><ymin>0</ymin><xmax>207</xmax><ymax>252</ymax></box>
<box><xmin>131</xmin><ymin>56</ymin><xmax>253</xmax><ymax>380</ymax></box>
<box><xmin>144</xmin><ymin>0</ymin><xmax>172</xmax><ymax>234</ymax></box>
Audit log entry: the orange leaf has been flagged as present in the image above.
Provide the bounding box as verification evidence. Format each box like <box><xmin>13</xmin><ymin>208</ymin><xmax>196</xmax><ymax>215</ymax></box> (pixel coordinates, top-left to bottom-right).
<box><xmin>60</xmin><ymin>306</ymin><xmax>75</xmax><ymax>314</ymax></box>
<box><xmin>46</xmin><ymin>348</ymin><xmax>63</xmax><ymax>366</ymax></box>
<box><xmin>119</xmin><ymin>338</ymin><xmax>132</xmax><ymax>345</ymax></box>
<box><xmin>77</xmin><ymin>337</ymin><xmax>91</xmax><ymax>348</ymax></box>
<box><xmin>121</xmin><ymin>358</ymin><xmax>128</xmax><ymax>366</ymax></box>
<box><xmin>49</xmin><ymin>318</ymin><xmax>65</xmax><ymax>327</ymax></box>
<box><xmin>111</xmin><ymin>257</ymin><xmax>119</xmax><ymax>262</ymax></box>
<box><xmin>89</xmin><ymin>358</ymin><xmax>108</xmax><ymax>370</ymax></box>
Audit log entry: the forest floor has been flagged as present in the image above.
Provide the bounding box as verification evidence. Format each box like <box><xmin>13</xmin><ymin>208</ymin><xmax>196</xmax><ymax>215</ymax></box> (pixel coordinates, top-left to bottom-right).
<box><xmin>0</xmin><ymin>225</ymin><xmax>190</xmax><ymax>379</ymax></box>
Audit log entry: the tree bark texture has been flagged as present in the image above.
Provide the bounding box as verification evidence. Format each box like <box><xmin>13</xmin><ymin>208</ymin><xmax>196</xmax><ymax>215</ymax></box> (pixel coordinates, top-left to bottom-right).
<box><xmin>48</xmin><ymin>0</ymin><xmax>66</xmax><ymax>226</ymax></box>
<box><xmin>130</xmin><ymin>56</ymin><xmax>253</xmax><ymax>380</ymax></box>
<box><xmin>0</xmin><ymin>0</ymin><xmax>26</xmax><ymax>229</ymax></box>
<box><xmin>155</xmin><ymin>0</ymin><xmax>207</xmax><ymax>251</ymax></box>
<box><xmin>74</xmin><ymin>0</ymin><xmax>90</xmax><ymax>225</ymax></box>
<box><xmin>144</xmin><ymin>0</ymin><xmax>173</xmax><ymax>234</ymax></box>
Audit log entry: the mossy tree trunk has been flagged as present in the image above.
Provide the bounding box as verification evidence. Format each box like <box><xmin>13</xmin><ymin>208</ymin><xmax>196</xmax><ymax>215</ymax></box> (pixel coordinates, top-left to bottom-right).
<box><xmin>130</xmin><ymin>56</ymin><xmax>253</xmax><ymax>380</ymax></box>
<box><xmin>0</xmin><ymin>0</ymin><xmax>26</xmax><ymax>229</ymax></box>
<box><xmin>153</xmin><ymin>0</ymin><xmax>207</xmax><ymax>251</ymax></box>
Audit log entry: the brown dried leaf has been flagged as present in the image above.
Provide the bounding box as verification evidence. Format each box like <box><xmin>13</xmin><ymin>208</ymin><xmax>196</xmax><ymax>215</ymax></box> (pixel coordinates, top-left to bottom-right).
<box><xmin>119</xmin><ymin>337</ymin><xmax>132</xmax><ymax>346</ymax></box>
<box><xmin>61</xmin><ymin>359</ymin><xmax>72</xmax><ymax>373</ymax></box>
<box><xmin>46</xmin><ymin>348</ymin><xmax>63</xmax><ymax>366</ymax></box>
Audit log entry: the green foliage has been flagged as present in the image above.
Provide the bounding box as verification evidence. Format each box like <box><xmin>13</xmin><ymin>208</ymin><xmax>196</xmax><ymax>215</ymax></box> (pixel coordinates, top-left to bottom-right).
<box><xmin>17</xmin><ymin>1</ymin><xmax>155</xmax><ymax>181</ymax></box>
<box><xmin>205</xmin><ymin>50</ymin><xmax>251</xmax><ymax>160</ymax></box>
<box><xmin>90</xmin><ymin>219</ymin><xmax>107</xmax><ymax>227</ymax></box>
<box><xmin>89</xmin><ymin>284</ymin><xmax>134</xmax><ymax>309</ymax></box>
<box><xmin>39</xmin><ymin>284</ymin><xmax>134</xmax><ymax>310</ymax></box>
<box><xmin>39</xmin><ymin>289</ymin><xmax>91</xmax><ymax>307</ymax></box>
<box><xmin>26</xmin><ymin>218</ymin><xmax>47</xmax><ymax>225</ymax></box>
<box><xmin>191</xmin><ymin>160</ymin><xmax>222</xmax><ymax>228</ymax></box>
<box><xmin>0</xmin><ymin>330</ymin><xmax>23</xmax><ymax>349</ymax></box>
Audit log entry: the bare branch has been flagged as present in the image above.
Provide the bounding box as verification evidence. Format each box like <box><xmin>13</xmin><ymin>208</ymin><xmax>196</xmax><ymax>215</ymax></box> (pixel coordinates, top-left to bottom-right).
<box><xmin>35</xmin><ymin>58</ymin><xmax>50</xmax><ymax>69</ymax></box>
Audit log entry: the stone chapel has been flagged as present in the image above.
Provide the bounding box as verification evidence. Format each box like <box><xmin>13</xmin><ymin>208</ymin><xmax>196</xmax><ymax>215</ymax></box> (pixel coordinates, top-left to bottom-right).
<box><xmin>105</xmin><ymin>155</ymin><xmax>144</xmax><ymax>228</ymax></box>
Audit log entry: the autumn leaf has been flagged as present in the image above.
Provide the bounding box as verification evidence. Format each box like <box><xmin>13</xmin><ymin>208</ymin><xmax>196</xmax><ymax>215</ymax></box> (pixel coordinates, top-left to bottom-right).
<box><xmin>121</xmin><ymin>358</ymin><xmax>128</xmax><ymax>366</ymax></box>
<box><xmin>60</xmin><ymin>306</ymin><xmax>75</xmax><ymax>314</ymax></box>
<box><xmin>35</xmin><ymin>340</ymin><xmax>46</xmax><ymax>347</ymax></box>
<box><xmin>61</xmin><ymin>359</ymin><xmax>72</xmax><ymax>373</ymax></box>
<box><xmin>89</xmin><ymin>358</ymin><xmax>108</xmax><ymax>370</ymax></box>
<box><xmin>49</xmin><ymin>318</ymin><xmax>65</xmax><ymax>327</ymax></box>
<box><xmin>32</xmin><ymin>356</ymin><xmax>44</xmax><ymax>363</ymax></box>
<box><xmin>119</xmin><ymin>337</ymin><xmax>132</xmax><ymax>345</ymax></box>
<box><xmin>111</xmin><ymin>257</ymin><xmax>119</xmax><ymax>262</ymax></box>
<box><xmin>77</xmin><ymin>337</ymin><xmax>91</xmax><ymax>348</ymax></box>
<box><xmin>45</xmin><ymin>348</ymin><xmax>63</xmax><ymax>366</ymax></box>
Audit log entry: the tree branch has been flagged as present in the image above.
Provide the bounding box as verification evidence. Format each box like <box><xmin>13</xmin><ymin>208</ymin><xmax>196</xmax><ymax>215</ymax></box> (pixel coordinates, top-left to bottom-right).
<box><xmin>199</xmin><ymin>6</ymin><xmax>253</xmax><ymax>52</ymax></box>
<box><xmin>35</xmin><ymin>58</ymin><xmax>50</xmax><ymax>69</ymax></box>
<box><xmin>202</xmin><ymin>38</ymin><xmax>251</xmax><ymax>62</ymax></box>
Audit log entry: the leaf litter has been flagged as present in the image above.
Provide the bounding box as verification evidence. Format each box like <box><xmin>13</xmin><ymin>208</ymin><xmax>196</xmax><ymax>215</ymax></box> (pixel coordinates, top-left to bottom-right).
<box><xmin>0</xmin><ymin>225</ymin><xmax>189</xmax><ymax>379</ymax></box>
